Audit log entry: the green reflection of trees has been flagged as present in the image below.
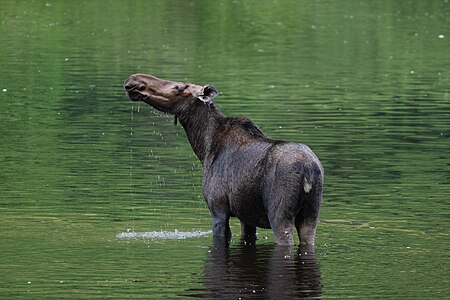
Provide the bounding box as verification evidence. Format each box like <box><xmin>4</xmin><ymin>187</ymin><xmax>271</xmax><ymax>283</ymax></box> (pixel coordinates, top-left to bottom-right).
<box><xmin>0</xmin><ymin>0</ymin><xmax>448</xmax><ymax>213</ymax></box>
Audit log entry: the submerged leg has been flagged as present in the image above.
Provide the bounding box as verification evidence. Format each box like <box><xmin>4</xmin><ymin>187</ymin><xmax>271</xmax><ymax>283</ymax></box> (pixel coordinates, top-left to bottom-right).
<box><xmin>212</xmin><ymin>214</ymin><xmax>231</xmax><ymax>239</ymax></box>
<box><xmin>271</xmin><ymin>218</ymin><xmax>295</xmax><ymax>246</ymax></box>
<box><xmin>295</xmin><ymin>217</ymin><xmax>318</xmax><ymax>245</ymax></box>
<box><xmin>240</xmin><ymin>222</ymin><xmax>256</xmax><ymax>244</ymax></box>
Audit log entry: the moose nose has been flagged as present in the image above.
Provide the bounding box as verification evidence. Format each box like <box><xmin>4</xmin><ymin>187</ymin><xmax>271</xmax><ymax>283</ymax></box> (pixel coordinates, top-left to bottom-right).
<box><xmin>124</xmin><ymin>76</ymin><xmax>145</xmax><ymax>92</ymax></box>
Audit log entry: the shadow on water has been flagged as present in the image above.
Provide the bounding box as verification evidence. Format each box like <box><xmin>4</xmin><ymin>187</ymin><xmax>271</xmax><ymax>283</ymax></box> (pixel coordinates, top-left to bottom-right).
<box><xmin>186</xmin><ymin>238</ymin><xmax>322</xmax><ymax>299</ymax></box>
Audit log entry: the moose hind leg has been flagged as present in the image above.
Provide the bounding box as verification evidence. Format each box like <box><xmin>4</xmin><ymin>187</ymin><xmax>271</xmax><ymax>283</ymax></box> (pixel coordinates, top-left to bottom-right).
<box><xmin>295</xmin><ymin>217</ymin><xmax>318</xmax><ymax>245</ymax></box>
<box><xmin>240</xmin><ymin>222</ymin><xmax>256</xmax><ymax>243</ymax></box>
<box><xmin>271</xmin><ymin>218</ymin><xmax>295</xmax><ymax>246</ymax></box>
<box><xmin>296</xmin><ymin>182</ymin><xmax>322</xmax><ymax>245</ymax></box>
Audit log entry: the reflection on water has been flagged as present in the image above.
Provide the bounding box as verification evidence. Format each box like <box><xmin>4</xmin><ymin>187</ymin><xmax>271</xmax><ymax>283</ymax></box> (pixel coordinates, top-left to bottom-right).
<box><xmin>186</xmin><ymin>238</ymin><xmax>321</xmax><ymax>299</ymax></box>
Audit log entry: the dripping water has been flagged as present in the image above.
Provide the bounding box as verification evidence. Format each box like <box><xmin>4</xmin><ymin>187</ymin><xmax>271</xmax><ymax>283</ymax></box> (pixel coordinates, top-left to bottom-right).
<box><xmin>129</xmin><ymin>102</ymin><xmax>135</xmax><ymax>230</ymax></box>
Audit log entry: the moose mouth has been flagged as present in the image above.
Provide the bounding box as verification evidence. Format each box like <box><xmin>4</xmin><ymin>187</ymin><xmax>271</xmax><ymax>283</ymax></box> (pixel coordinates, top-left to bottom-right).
<box><xmin>124</xmin><ymin>84</ymin><xmax>144</xmax><ymax>102</ymax></box>
<box><xmin>126</xmin><ymin>90</ymin><xmax>143</xmax><ymax>101</ymax></box>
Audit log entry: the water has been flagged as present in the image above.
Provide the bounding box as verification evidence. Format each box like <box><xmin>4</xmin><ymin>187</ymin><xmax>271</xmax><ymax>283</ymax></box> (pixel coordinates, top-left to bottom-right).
<box><xmin>0</xmin><ymin>0</ymin><xmax>449</xmax><ymax>298</ymax></box>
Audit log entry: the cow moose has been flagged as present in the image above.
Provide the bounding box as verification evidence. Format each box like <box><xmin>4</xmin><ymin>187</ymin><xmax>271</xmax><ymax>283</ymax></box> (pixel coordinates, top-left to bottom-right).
<box><xmin>124</xmin><ymin>73</ymin><xmax>323</xmax><ymax>246</ymax></box>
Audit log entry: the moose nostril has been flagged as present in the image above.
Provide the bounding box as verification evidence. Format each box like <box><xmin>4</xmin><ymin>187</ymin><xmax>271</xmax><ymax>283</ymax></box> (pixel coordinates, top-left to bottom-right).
<box><xmin>124</xmin><ymin>83</ymin><xmax>136</xmax><ymax>91</ymax></box>
<box><xmin>125</xmin><ymin>83</ymin><xmax>145</xmax><ymax>92</ymax></box>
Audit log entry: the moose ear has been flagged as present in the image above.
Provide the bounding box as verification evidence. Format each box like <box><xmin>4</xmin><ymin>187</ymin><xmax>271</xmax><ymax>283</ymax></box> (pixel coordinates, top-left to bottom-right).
<box><xmin>197</xmin><ymin>85</ymin><xmax>219</xmax><ymax>103</ymax></box>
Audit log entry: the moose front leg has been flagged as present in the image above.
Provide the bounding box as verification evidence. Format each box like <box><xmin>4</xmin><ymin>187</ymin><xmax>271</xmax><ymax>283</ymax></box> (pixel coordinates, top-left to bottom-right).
<box><xmin>211</xmin><ymin>214</ymin><xmax>231</xmax><ymax>239</ymax></box>
<box><xmin>205</xmin><ymin>189</ymin><xmax>232</xmax><ymax>239</ymax></box>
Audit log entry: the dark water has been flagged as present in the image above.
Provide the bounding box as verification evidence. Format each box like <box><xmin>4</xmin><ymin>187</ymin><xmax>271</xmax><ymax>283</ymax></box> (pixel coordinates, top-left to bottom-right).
<box><xmin>1</xmin><ymin>0</ymin><xmax>449</xmax><ymax>299</ymax></box>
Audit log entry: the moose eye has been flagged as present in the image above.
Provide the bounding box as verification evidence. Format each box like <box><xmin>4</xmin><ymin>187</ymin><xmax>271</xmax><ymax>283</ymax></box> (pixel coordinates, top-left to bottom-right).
<box><xmin>173</xmin><ymin>84</ymin><xmax>187</xmax><ymax>93</ymax></box>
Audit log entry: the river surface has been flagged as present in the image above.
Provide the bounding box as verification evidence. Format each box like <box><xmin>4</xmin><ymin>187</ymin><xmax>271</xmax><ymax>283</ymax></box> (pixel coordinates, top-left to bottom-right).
<box><xmin>0</xmin><ymin>1</ymin><xmax>449</xmax><ymax>299</ymax></box>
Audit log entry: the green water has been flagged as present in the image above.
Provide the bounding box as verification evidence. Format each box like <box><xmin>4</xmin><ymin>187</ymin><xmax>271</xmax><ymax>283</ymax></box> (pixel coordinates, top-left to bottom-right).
<box><xmin>1</xmin><ymin>0</ymin><xmax>449</xmax><ymax>298</ymax></box>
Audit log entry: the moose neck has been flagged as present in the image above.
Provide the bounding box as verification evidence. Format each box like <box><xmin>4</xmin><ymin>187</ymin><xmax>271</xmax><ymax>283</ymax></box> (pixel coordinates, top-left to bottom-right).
<box><xmin>177</xmin><ymin>104</ymin><xmax>225</xmax><ymax>165</ymax></box>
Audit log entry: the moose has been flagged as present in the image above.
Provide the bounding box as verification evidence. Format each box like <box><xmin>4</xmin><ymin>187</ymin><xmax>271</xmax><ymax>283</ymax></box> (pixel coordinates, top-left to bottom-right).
<box><xmin>124</xmin><ymin>73</ymin><xmax>323</xmax><ymax>246</ymax></box>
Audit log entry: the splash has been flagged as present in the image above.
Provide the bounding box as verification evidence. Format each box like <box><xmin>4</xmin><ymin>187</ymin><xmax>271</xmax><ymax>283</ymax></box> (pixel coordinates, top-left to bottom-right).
<box><xmin>116</xmin><ymin>230</ymin><xmax>212</xmax><ymax>240</ymax></box>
